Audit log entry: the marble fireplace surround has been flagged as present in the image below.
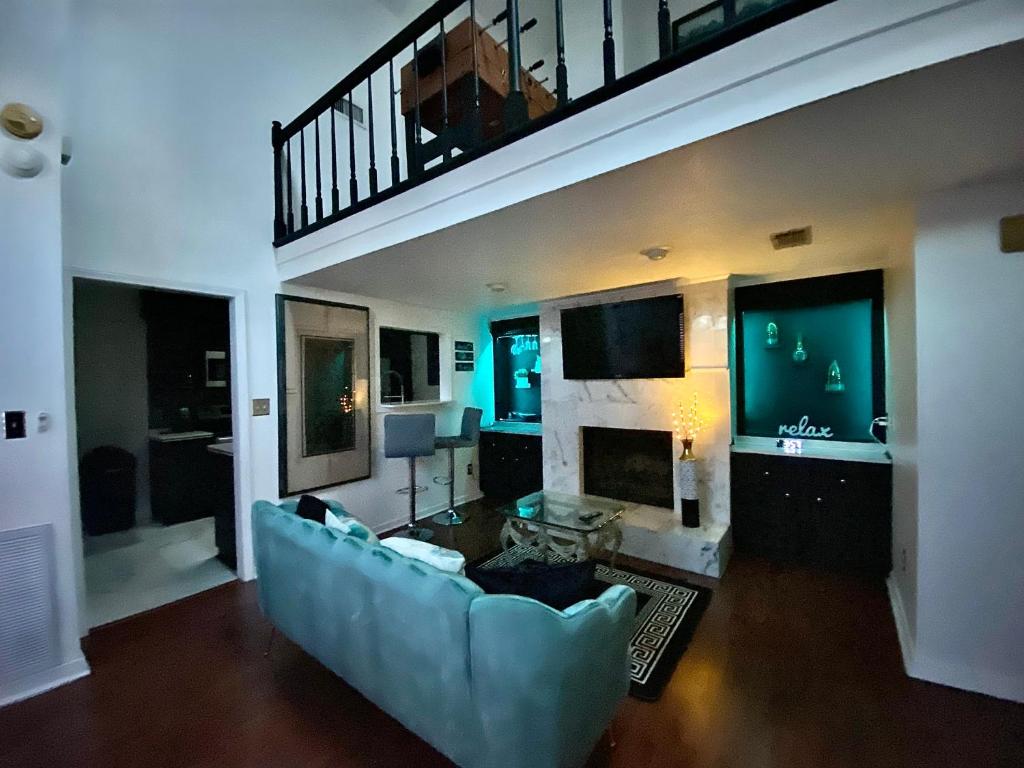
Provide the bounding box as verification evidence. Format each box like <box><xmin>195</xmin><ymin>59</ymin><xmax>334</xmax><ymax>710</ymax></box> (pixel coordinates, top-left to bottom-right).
<box><xmin>539</xmin><ymin>278</ymin><xmax>732</xmax><ymax>577</ymax></box>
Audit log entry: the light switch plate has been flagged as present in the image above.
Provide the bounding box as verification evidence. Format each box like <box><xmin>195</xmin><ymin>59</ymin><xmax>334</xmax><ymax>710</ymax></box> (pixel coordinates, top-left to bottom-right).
<box><xmin>252</xmin><ymin>398</ymin><xmax>271</xmax><ymax>417</ymax></box>
<box><xmin>3</xmin><ymin>410</ymin><xmax>27</xmax><ymax>439</ymax></box>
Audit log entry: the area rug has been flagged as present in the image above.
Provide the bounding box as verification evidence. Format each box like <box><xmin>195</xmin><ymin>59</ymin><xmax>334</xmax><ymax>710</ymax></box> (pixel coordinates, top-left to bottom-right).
<box><xmin>476</xmin><ymin>545</ymin><xmax>712</xmax><ymax>701</ymax></box>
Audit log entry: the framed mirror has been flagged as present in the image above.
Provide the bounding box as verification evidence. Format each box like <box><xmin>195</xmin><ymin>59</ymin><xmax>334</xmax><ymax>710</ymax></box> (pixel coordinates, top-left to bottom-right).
<box><xmin>379</xmin><ymin>327</ymin><xmax>441</xmax><ymax>405</ymax></box>
<box><xmin>277</xmin><ymin>295</ymin><xmax>371</xmax><ymax>496</ymax></box>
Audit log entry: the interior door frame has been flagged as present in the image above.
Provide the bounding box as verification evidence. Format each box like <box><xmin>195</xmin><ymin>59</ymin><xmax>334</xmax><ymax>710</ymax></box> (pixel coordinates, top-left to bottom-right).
<box><xmin>63</xmin><ymin>267</ymin><xmax>254</xmax><ymax>637</ymax></box>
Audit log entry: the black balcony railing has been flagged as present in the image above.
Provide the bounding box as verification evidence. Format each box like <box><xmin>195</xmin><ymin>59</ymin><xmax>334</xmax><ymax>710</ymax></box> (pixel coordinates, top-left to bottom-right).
<box><xmin>272</xmin><ymin>0</ymin><xmax>832</xmax><ymax>247</ymax></box>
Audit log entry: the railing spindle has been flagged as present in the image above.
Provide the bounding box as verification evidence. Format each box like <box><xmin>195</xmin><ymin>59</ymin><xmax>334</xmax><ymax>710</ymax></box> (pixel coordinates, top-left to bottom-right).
<box><xmin>367</xmin><ymin>76</ymin><xmax>378</xmax><ymax>196</ymax></box>
<box><xmin>314</xmin><ymin>114</ymin><xmax>323</xmax><ymax>221</ymax></box>
<box><xmin>330</xmin><ymin>105</ymin><xmax>339</xmax><ymax>213</ymax></box>
<box><xmin>470</xmin><ymin>0</ymin><xmax>482</xmax><ymax>142</ymax></box>
<box><xmin>389</xmin><ymin>60</ymin><xmax>400</xmax><ymax>185</ymax></box>
<box><xmin>603</xmin><ymin>0</ymin><xmax>616</xmax><ymax>87</ymax></box>
<box><xmin>348</xmin><ymin>91</ymin><xmax>358</xmax><ymax>204</ymax></box>
<box><xmin>299</xmin><ymin>128</ymin><xmax>308</xmax><ymax>228</ymax></box>
<box><xmin>272</xmin><ymin>121</ymin><xmax>285</xmax><ymax>240</ymax></box>
<box><xmin>503</xmin><ymin>0</ymin><xmax>527</xmax><ymax>129</ymax></box>
<box><xmin>439</xmin><ymin>18</ymin><xmax>451</xmax><ymax>161</ymax></box>
<box><xmin>412</xmin><ymin>39</ymin><xmax>423</xmax><ymax>178</ymax></box>
<box><xmin>658</xmin><ymin>0</ymin><xmax>671</xmax><ymax>59</ymax></box>
<box><xmin>285</xmin><ymin>139</ymin><xmax>294</xmax><ymax>234</ymax></box>
<box><xmin>554</xmin><ymin>0</ymin><xmax>568</xmax><ymax>106</ymax></box>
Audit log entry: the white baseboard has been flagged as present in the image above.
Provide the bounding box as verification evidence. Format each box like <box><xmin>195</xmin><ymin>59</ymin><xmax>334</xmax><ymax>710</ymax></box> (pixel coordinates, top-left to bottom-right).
<box><xmin>886</xmin><ymin>576</ymin><xmax>915</xmax><ymax>673</ymax></box>
<box><xmin>373</xmin><ymin>491</ymin><xmax>483</xmax><ymax>536</ymax></box>
<box><xmin>0</xmin><ymin>656</ymin><xmax>90</xmax><ymax>708</ymax></box>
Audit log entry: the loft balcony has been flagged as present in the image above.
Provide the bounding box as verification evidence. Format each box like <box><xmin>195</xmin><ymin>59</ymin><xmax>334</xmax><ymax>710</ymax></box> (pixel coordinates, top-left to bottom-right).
<box><xmin>271</xmin><ymin>0</ymin><xmax>833</xmax><ymax>248</ymax></box>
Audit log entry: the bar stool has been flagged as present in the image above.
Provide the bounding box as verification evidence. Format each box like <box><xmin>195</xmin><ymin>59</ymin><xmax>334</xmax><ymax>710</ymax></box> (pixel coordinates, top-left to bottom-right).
<box><xmin>432</xmin><ymin>407</ymin><xmax>483</xmax><ymax>526</ymax></box>
<box><xmin>384</xmin><ymin>413</ymin><xmax>436</xmax><ymax>542</ymax></box>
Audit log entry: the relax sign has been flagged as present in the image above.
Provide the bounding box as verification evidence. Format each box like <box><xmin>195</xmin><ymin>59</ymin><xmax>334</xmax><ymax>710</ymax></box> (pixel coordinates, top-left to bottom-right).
<box><xmin>778</xmin><ymin>415</ymin><xmax>834</xmax><ymax>439</ymax></box>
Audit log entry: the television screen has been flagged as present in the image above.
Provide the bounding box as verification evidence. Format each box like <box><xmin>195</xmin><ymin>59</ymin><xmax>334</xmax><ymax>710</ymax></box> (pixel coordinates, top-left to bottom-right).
<box><xmin>560</xmin><ymin>295</ymin><xmax>684</xmax><ymax>379</ymax></box>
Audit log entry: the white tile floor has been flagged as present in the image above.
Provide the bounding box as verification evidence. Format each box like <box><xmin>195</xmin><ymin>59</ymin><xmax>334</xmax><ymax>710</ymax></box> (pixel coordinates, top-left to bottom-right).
<box><xmin>84</xmin><ymin>517</ymin><xmax>236</xmax><ymax>628</ymax></box>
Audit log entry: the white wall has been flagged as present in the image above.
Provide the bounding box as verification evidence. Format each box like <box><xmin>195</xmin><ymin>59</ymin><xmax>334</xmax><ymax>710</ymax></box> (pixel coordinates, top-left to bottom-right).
<box><xmin>72</xmin><ymin>281</ymin><xmax>151</xmax><ymax>523</ymax></box>
<box><xmin>911</xmin><ymin>181</ymin><xmax>1024</xmax><ymax>702</ymax></box>
<box><xmin>56</xmin><ymin>0</ymin><xmax>483</xmax><ymax>647</ymax></box>
<box><xmin>884</xmin><ymin>227</ymin><xmax>919</xmax><ymax>655</ymax></box>
<box><xmin>0</xmin><ymin>0</ymin><xmax>90</xmax><ymax>705</ymax></box>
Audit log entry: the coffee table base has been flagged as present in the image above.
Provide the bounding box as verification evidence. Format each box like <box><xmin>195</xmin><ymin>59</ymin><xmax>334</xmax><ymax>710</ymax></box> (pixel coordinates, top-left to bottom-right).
<box><xmin>500</xmin><ymin>518</ymin><xmax>623</xmax><ymax>567</ymax></box>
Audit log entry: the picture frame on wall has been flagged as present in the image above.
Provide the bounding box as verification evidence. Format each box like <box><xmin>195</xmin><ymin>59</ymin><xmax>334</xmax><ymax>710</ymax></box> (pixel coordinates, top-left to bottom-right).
<box><xmin>276</xmin><ymin>295</ymin><xmax>371</xmax><ymax>496</ymax></box>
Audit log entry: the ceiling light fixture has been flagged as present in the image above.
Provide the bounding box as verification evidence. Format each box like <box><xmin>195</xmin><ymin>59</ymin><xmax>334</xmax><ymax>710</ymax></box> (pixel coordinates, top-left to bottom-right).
<box><xmin>641</xmin><ymin>246</ymin><xmax>670</xmax><ymax>261</ymax></box>
<box><xmin>486</xmin><ymin>282</ymin><xmax>508</xmax><ymax>293</ymax></box>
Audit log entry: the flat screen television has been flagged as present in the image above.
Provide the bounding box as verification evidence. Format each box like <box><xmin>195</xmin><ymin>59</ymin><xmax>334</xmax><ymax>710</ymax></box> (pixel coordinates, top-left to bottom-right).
<box><xmin>560</xmin><ymin>294</ymin><xmax>684</xmax><ymax>380</ymax></box>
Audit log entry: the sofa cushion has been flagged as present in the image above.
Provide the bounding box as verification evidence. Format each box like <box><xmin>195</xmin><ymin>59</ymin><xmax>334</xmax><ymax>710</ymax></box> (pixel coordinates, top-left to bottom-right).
<box><xmin>326</xmin><ymin>511</ymin><xmax>380</xmax><ymax>544</ymax></box>
<box><xmin>295</xmin><ymin>494</ymin><xmax>330</xmax><ymax>523</ymax></box>
<box><xmin>380</xmin><ymin>537</ymin><xmax>465</xmax><ymax>574</ymax></box>
<box><xmin>466</xmin><ymin>558</ymin><xmax>596</xmax><ymax>610</ymax></box>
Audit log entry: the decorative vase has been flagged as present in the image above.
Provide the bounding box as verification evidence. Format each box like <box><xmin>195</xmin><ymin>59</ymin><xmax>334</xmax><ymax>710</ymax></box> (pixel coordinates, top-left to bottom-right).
<box><xmin>679</xmin><ymin>438</ymin><xmax>695</xmax><ymax>460</ymax></box>
<box><xmin>765</xmin><ymin>321</ymin><xmax>780</xmax><ymax>348</ymax></box>
<box><xmin>678</xmin><ymin>455</ymin><xmax>700</xmax><ymax>529</ymax></box>
<box><xmin>792</xmin><ymin>334</ymin><xmax>807</xmax><ymax>364</ymax></box>
<box><xmin>825</xmin><ymin>359</ymin><xmax>845</xmax><ymax>393</ymax></box>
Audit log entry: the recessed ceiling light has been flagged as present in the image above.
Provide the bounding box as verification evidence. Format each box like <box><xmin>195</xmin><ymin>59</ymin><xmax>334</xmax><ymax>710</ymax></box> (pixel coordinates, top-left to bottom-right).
<box><xmin>641</xmin><ymin>246</ymin><xmax>670</xmax><ymax>261</ymax></box>
<box><xmin>486</xmin><ymin>282</ymin><xmax>508</xmax><ymax>293</ymax></box>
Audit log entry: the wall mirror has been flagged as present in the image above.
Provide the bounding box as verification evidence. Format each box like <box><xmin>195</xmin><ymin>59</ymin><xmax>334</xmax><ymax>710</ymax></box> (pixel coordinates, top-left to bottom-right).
<box><xmin>277</xmin><ymin>295</ymin><xmax>371</xmax><ymax>496</ymax></box>
<box><xmin>379</xmin><ymin>327</ymin><xmax>441</xmax><ymax>405</ymax></box>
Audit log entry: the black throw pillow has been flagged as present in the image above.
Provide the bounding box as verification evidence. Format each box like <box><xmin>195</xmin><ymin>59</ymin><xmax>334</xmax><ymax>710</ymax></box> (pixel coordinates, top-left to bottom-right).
<box><xmin>295</xmin><ymin>494</ymin><xmax>329</xmax><ymax>524</ymax></box>
<box><xmin>467</xmin><ymin>558</ymin><xmax>596</xmax><ymax>610</ymax></box>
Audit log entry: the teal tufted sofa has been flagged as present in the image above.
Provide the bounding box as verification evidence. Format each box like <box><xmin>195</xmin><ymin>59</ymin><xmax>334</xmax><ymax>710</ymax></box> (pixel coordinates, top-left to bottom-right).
<box><xmin>253</xmin><ymin>500</ymin><xmax>636</xmax><ymax>768</ymax></box>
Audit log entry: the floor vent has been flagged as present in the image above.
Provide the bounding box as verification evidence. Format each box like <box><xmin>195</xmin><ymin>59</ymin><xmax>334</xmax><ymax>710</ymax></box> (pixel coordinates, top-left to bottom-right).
<box><xmin>770</xmin><ymin>226</ymin><xmax>813</xmax><ymax>250</ymax></box>
<box><xmin>0</xmin><ymin>524</ymin><xmax>60</xmax><ymax>688</ymax></box>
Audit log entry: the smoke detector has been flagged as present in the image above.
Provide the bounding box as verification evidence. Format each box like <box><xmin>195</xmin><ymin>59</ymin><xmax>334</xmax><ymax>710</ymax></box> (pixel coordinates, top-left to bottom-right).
<box><xmin>770</xmin><ymin>226</ymin><xmax>813</xmax><ymax>250</ymax></box>
<box><xmin>641</xmin><ymin>246</ymin><xmax>671</xmax><ymax>261</ymax></box>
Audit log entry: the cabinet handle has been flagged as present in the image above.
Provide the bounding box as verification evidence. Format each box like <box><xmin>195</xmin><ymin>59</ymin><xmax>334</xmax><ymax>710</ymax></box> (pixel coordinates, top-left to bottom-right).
<box><xmin>784</xmin><ymin>492</ymin><xmax>791</xmax><ymax>498</ymax></box>
<box><xmin>840</xmin><ymin>478</ymin><xmax>846</xmax><ymax>485</ymax></box>
<box><xmin>763</xmin><ymin>471</ymin><xmax>770</xmax><ymax>477</ymax></box>
<box><xmin>816</xmin><ymin>497</ymin><xmax>823</xmax><ymax>503</ymax></box>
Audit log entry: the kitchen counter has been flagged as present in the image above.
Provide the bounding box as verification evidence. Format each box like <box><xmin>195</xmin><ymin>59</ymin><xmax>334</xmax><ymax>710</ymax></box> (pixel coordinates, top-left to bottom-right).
<box><xmin>207</xmin><ymin>440</ymin><xmax>233</xmax><ymax>457</ymax></box>
<box><xmin>482</xmin><ymin>421</ymin><xmax>542</xmax><ymax>436</ymax></box>
<box><xmin>148</xmin><ymin>429</ymin><xmax>215</xmax><ymax>443</ymax></box>
<box><xmin>731</xmin><ymin>435</ymin><xmax>891</xmax><ymax>464</ymax></box>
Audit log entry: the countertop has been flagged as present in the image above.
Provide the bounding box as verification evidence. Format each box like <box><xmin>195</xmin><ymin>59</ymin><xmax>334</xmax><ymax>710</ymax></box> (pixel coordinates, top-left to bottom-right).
<box><xmin>731</xmin><ymin>435</ymin><xmax>891</xmax><ymax>464</ymax></box>
<box><xmin>482</xmin><ymin>421</ymin><xmax>542</xmax><ymax>436</ymax></box>
<box><xmin>148</xmin><ymin>430</ymin><xmax>215</xmax><ymax>443</ymax></box>
<box><xmin>207</xmin><ymin>440</ymin><xmax>234</xmax><ymax>457</ymax></box>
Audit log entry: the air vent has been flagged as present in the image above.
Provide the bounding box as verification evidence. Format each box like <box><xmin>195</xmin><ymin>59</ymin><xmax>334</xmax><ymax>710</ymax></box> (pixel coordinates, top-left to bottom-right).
<box><xmin>0</xmin><ymin>524</ymin><xmax>60</xmax><ymax>689</ymax></box>
<box><xmin>770</xmin><ymin>226</ymin><xmax>813</xmax><ymax>250</ymax></box>
<box><xmin>332</xmin><ymin>98</ymin><xmax>365</xmax><ymax>127</ymax></box>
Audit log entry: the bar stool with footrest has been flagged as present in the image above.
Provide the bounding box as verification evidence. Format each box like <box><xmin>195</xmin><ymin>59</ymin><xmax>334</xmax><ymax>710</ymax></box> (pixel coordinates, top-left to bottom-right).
<box><xmin>432</xmin><ymin>407</ymin><xmax>483</xmax><ymax>526</ymax></box>
<box><xmin>384</xmin><ymin>413</ymin><xmax>436</xmax><ymax>541</ymax></box>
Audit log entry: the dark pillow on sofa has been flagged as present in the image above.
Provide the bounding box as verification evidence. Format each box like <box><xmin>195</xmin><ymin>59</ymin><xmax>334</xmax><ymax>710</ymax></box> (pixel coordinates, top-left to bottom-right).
<box><xmin>295</xmin><ymin>494</ymin><xmax>329</xmax><ymax>524</ymax></box>
<box><xmin>466</xmin><ymin>558</ymin><xmax>596</xmax><ymax>610</ymax></box>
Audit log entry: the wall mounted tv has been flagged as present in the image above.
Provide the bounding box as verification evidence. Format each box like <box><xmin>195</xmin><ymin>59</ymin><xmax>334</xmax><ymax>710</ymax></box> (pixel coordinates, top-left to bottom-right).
<box><xmin>560</xmin><ymin>294</ymin><xmax>684</xmax><ymax>380</ymax></box>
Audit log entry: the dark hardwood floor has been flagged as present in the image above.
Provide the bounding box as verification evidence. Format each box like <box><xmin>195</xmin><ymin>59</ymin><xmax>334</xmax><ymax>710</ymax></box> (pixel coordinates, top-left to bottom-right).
<box><xmin>2</xmin><ymin>500</ymin><xmax>1022</xmax><ymax>768</ymax></box>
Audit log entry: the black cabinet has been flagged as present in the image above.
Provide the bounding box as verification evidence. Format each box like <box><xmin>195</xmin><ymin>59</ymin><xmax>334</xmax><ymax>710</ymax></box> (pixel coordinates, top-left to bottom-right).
<box><xmin>731</xmin><ymin>451</ymin><xmax>892</xmax><ymax>576</ymax></box>
<box><xmin>149</xmin><ymin>437</ymin><xmax>216</xmax><ymax>525</ymax></box>
<box><xmin>209</xmin><ymin>451</ymin><xmax>236</xmax><ymax>569</ymax></box>
<box><xmin>479</xmin><ymin>431</ymin><xmax>542</xmax><ymax>500</ymax></box>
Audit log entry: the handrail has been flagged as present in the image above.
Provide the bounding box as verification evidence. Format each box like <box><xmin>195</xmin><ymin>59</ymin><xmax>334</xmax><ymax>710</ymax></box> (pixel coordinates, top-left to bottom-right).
<box><xmin>272</xmin><ymin>0</ymin><xmax>835</xmax><ymax>247</ymax></box>
<box><xmin>278</xmin><ymin>0</ymin><xmax>464</xmax><ymax>142</ymax></box>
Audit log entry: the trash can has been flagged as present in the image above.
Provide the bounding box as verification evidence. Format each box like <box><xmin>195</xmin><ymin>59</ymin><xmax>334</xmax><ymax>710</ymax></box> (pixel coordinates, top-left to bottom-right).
<box><xmin>80</xmin><ymin>446</ymin><xmax>137</xmax><ymax>535</ymax></box>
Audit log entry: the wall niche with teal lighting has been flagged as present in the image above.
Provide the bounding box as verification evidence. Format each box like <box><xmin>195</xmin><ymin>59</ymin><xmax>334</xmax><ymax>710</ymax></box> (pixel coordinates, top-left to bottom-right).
<box><xmin>491</xmin><ymin>316</ymin><xmax>542</xmax><ymax>423</ymax></box>
<box><xmin>734</xmin><ymin>271</ymin><xmax>886</xmax><ymax>443</ymax></box>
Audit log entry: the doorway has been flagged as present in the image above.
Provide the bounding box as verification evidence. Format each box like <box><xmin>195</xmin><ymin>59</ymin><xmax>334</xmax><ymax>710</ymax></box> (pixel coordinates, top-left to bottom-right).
<box><xmin>72</xmin><ymin>278</ymin><xmax>238</xmax><ymax>628</ymax></box>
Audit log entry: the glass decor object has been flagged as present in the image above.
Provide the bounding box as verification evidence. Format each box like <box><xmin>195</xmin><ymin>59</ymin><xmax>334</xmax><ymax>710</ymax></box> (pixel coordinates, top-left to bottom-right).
<box><xmin>514</xmin><ymin>368</ymin><xmax>531</xmax><ymax>389</ymax></box>
<box><xmin>825</xmin><ymin>359</ymin><xmax>845</xmax><ymax>393</ymax></box>
<box><xmin>532</xmin><ymin>354</ymin><xmax>542</xmax><ymax>374</ymax></box>
<box><xmin>792</xmin><ymin>334</ymin><xmax>808</xmax><ymax>364</ymax></box>
<box><xmin>765</xmin><ymin>321</ymin><xmax>780</xmax><ymax>348</ymax></box>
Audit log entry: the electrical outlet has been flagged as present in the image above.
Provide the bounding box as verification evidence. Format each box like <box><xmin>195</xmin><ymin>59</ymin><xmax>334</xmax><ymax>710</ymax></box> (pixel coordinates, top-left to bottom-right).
<box><xmin>252</xmin><ymin>398</ymin><xmax>271</xmax><ymax>417</ymax></box>
<box><xmin>466</xmin><ymin>463</ymin><xmax>474</xmax><ymax>476</ymax></box>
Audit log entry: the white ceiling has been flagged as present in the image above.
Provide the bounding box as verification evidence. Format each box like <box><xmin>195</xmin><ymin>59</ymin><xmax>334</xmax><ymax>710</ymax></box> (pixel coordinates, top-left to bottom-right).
<box><xmin>294</xmin><ymin>41</ymin><xmax>1024</xmax><ymax>311</ymax></box>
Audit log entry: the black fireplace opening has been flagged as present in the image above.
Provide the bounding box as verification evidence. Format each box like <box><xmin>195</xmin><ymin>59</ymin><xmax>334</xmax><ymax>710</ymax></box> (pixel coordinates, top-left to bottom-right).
<box><xmin>581</xmin><ymin>427</ymin><xmax>674</xmax><ymax>509</ymax></box>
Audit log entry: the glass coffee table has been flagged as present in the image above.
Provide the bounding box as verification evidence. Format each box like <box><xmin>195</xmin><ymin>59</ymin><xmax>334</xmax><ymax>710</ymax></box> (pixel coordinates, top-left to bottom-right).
<box><xmin>496</xmin><ymin>490</ymin><xmax>625</xmax><ymax>566</ymax></box>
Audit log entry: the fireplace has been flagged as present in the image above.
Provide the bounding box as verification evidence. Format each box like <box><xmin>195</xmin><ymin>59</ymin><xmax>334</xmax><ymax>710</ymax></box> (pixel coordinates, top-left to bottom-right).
<box><xmin>581</xmin><ymin>427</ymin><xmax>674</xmax><ymax>509</ymax></box>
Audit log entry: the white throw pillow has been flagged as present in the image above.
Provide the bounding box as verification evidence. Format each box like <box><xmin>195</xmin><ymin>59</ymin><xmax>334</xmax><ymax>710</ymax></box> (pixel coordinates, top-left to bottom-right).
<box><xmin>324</xmin><ymin>509</ymin><xmax>380</xmax><ymax>544</ymax></box>
<box><xmin>380</xmin><ymin>537</ymin><xmax>466</xmax><ymax>575</ymax></box>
